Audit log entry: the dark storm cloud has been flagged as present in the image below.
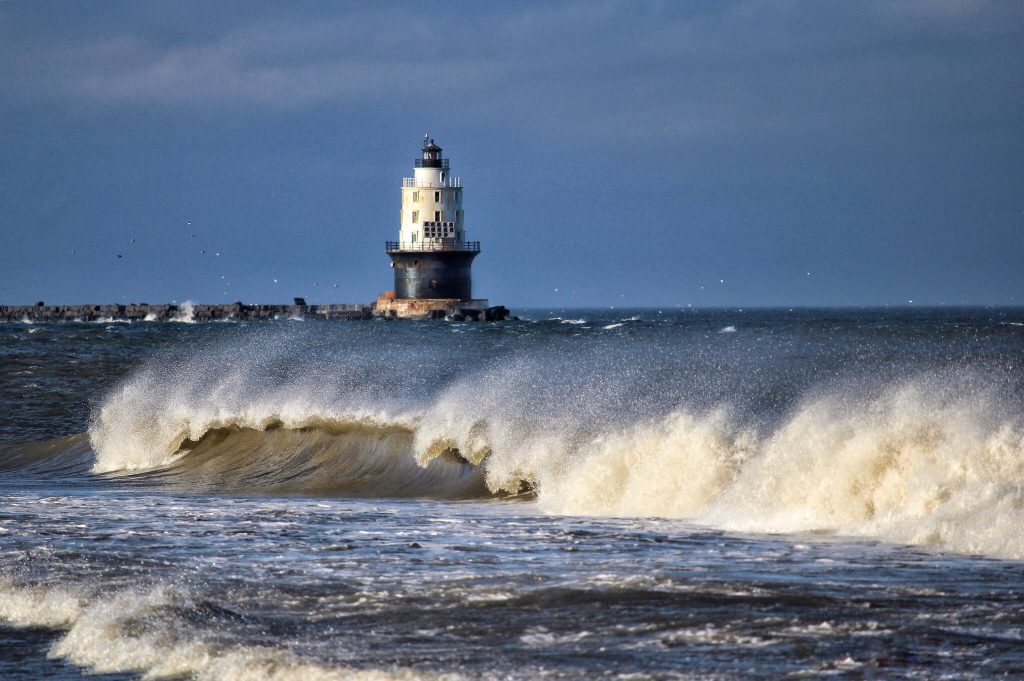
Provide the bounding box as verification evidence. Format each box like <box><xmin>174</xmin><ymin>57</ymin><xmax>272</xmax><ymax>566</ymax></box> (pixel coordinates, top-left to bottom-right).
<box><xmin>3</xmin><ymin>1</ymin><xmax>1019</xmax><ymax>144</ymax></box>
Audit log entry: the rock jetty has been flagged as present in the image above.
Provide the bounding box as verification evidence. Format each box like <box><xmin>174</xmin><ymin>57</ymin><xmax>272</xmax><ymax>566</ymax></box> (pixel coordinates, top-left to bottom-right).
<box><xmin>0</xmin><ymin>300</ymin><xmax>513</xmax><ymax>323</ymax></box>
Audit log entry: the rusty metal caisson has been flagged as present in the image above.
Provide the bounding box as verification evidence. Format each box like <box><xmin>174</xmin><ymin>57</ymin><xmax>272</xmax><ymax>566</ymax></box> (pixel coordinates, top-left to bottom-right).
<box><xmin>387</xmin><ymin>248</ymin><xmax>479</xmax><ymax>300</ymax></box>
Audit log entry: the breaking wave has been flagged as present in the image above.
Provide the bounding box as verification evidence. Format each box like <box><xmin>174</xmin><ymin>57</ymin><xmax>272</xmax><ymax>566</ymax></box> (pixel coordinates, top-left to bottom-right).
<box><xmin>542</xmin><ymin>385</ymin><xmax>1024</xmax><ymax>559</ymax></box>
<box><xmin>89</xmin><ymin>399</ymin><xmax>487</xmax><ymax>498</ymax></box>
<box><xmin>0</xmin><ymin>579</ymin><xmax>457</xmax><ymax>680</ymax></box>
<box><xmin>78</xmin><ymin>344</ymin><xmax>1024</xmax><ymax>561</ymax></box>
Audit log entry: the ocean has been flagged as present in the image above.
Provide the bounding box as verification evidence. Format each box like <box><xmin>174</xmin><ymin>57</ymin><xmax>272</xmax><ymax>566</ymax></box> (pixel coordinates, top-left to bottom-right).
<box><xmin>1</xmin><ymin>308</ymin><xmax>1023</xmax><ymax>679</ymax></box>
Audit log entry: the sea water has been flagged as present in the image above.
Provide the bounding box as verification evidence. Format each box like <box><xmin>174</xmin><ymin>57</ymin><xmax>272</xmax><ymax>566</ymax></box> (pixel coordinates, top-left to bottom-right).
<box><xmin>1</xmin><ymin>308</ymin><xmax>1023</xmax><ymax>679</ymax></box>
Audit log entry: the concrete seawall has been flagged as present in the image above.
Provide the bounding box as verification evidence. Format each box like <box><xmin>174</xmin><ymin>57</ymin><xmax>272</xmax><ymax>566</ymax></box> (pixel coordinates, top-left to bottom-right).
<box><xmin>1</xmin><ymin>301</ymin><xmax>512</xmax><ymax>323</ymax></box>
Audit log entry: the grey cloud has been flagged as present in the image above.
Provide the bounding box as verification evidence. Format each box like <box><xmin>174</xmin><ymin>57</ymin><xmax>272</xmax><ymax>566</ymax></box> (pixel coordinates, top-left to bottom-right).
<box><xmin>1</xmin><ymin>1</ymin><xmax>1020</xmax><ymax>146</ymax></box>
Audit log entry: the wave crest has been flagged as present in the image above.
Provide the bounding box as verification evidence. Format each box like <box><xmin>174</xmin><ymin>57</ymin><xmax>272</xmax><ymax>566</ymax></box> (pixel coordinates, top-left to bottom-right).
<box><xmin>88</xmin><ymin>367</ymin><xmax>487</xmax><ymax>498</ymax></box>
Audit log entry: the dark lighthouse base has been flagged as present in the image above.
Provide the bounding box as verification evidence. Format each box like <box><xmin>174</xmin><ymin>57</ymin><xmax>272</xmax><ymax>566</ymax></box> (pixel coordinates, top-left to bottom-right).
<box><xmin>378</xmin><ymin>242</ymin><xmax>509</xmax><ymax>320</ymax></box>
<box><xmin>386</xmin><ymin>243</ymin><xmax>479</xmax><ymax>300</ymax></box>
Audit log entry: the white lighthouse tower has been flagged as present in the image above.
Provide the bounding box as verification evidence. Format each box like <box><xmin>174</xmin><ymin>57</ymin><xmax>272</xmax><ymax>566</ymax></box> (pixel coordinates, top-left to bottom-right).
<box><xmin>386</xmin><ymin>136</ymin><xmax>481</xmax><ymax>302</ymax></box>
<box><xmin>398</xmin><ymin>136</ymin><xmax>465</xmax><ymax>247</ymax></box>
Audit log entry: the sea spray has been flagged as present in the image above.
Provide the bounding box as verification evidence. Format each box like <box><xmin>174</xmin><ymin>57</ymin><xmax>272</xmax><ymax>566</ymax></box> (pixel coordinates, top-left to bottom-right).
<box><xmin>170</xmin><ymin>300</ymin><xmax>196</xmax><ymax>323</ymax></box>
<box><xmin>86</xmin><ymin>322</ymin><xmax>1024</xmax><ymax>558</ymax></box>
<box><xmin>538</xmin><ymin>409</ymin><xmax>756</xmax><ymax>517</ymax></box>
<box><xmin>704</xmin><ymin>383</ymin><xmax>1024</xmax><ymax>557</ymax></box>
<box><xmin>0</xmin><ymin>579</ymin><xmax>86</xmax><ymax>628</ymax></box>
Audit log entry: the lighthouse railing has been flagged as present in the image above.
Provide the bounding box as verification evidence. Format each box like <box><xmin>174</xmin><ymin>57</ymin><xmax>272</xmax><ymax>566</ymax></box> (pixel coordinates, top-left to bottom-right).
<box><xmin>386</xmin><ymin>241</ymin><xmax>480</xmax><ymax>253</ymax></box>
<box><xmin>403</xmin><ymin>177</ymin><xmax>461</xmax><ymax>188</ymax></box>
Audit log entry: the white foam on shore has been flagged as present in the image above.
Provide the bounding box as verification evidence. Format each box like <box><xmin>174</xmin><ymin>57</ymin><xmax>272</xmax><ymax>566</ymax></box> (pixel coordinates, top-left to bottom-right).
<box><xmin>0</xmin><ymin>581</ymin><xmax>461</xmax><ymax>681</ymax></box>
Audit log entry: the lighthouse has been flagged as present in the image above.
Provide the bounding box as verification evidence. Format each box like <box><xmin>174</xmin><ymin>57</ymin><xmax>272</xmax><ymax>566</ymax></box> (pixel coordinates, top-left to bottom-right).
<box><xmin>385</xmin><ymin>136</ymin><xmax>480</xmax><ymax>301</ymax></box>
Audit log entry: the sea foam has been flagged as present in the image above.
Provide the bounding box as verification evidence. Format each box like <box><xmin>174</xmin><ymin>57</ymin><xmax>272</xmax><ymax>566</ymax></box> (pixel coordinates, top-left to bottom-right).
<box><xmin>0</xmin><ymin>580</ymin><xmax>459</xmax><ymax>681</ymax></box>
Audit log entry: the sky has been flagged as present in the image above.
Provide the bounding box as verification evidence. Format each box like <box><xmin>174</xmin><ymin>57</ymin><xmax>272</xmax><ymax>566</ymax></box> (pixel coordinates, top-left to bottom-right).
<box><xmin>1</xmin><ymin>0</ymin><xmax>1022</xmax><ymax>308</ymax></box>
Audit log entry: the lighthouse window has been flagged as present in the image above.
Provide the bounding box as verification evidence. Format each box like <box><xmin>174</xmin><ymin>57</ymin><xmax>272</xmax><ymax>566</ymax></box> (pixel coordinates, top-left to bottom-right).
<box><xmin>434</xmin><ymin>191</ymin><xmax>440</xmax><ymax>202</ymax></box>
<box><xmin>411</xmin><ymin>211</ymin><xmax>419</xmax><ymax>223</ymax></box>
<box><xmin>434</xmin><ymin>211</ymin><xmax>441</xmax><ymax>222</ymax></box>
<box><xmin>412</xmin><ymin>191</ymin><xmax>419</xmax><ymax>203</ymax></box>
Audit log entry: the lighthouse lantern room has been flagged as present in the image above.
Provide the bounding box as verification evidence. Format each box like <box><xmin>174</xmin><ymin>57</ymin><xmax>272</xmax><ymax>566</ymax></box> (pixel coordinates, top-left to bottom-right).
<box><xmin>386</xmin><ymin>136</ymin><xmax>481</xmax><ymax>300</ymax></box>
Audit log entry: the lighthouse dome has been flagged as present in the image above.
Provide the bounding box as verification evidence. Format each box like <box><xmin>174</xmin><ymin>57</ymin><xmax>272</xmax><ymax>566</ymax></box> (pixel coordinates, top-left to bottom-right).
<box><xmin>418</xmin><ymin>135</ymin><xmax>446</xmax><ymax>169</ymax></box>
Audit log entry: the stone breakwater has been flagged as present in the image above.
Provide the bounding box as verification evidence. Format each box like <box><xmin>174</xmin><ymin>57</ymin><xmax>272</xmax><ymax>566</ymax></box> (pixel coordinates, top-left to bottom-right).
<box><xmin>1</xmin><ymin>301</ymin><xmax>512</xmax><ymax>323</ymax></box>
<box><xmin>0</xmin><ymin>302</ymin><xmax>369</xmax><ymax>322</ymax></box>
